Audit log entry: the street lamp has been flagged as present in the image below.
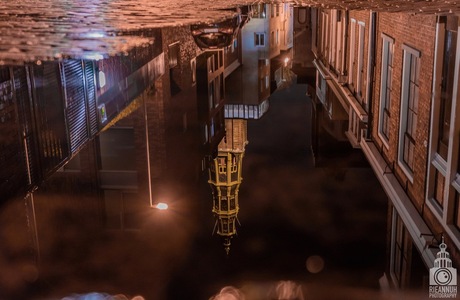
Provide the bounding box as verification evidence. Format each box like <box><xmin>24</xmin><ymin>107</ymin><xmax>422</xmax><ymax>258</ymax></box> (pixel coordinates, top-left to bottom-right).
<box><xmin>284</xmin><ymin>57</ymin><xmax>289</xmax><ymax>67</ymax></box>
<box><xmin>153</xmin><ymin>202</ymin><xmax>169</xmax><ymax>210</ymax></box>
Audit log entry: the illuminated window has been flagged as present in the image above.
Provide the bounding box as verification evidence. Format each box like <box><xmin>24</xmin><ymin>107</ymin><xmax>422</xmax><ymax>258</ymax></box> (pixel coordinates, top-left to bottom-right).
<box><xmin>191</xmin><ymin>58</ymin><xmax>196</xmax><ymax>85</ymax></box>
<box><xmin>168</xmin><ymin>42</ymin><xmax>180</xmax><ymax>68</ymax></box>
<box><xmin>218</xmin><ymin>157</ymin><xmax>226</xmax><ymax>174</ymax></box>
<box><xmin>231</xmin><ymin>155</ymin><xmax>238</xmax><ymax>173</ymax></box>
<box><xmin>98</xmin><ymin>70</ymin><xmax>106</xmax><ymax>88</ymax></box>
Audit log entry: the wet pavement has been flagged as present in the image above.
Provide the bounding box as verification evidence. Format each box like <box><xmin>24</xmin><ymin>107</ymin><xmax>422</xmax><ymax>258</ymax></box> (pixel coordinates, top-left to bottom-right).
<box><xmin>0</xmin><ymin>0</ymin><xmax>244</xmax><ymax>65</ymax></box>
<box><xmin>0</xmin><ymin>1</ymin><xmax>458</xmax><ymax>65</ymax></box>
<box><xmin>162</xmin><ymin>84</ymin><xmax>389</xmax><ymax>300</ymax></box>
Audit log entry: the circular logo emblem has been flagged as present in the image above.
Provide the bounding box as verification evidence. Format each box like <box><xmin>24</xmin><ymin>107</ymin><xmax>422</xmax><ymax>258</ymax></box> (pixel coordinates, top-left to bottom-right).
<box><xmin>434</xmin><ymin>268</ymin><xmax>453</xmax><ymax>285</ymax></box>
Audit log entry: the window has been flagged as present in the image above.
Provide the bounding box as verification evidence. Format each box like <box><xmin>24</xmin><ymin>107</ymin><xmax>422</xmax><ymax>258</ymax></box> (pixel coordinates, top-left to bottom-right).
<box><xmin>336</xmin><ymin>11</ymin><xmax>345</xmax><ymax>74</ymax></box>
<box><xmin>356</xmin><ymin>22</ymin><xmax>365</xmax><ymax>100</ymax></box>
<box><xmin>437</xmin><ymin>17</ymin><xmax>458</xmax><ymax>160</ymax></box>
<box><xmin>348</xmin><ymin>19</ymin><xmax>356</xmax><ymax>89</ymax></box>
<box><xmin>191</xmin><ymin>58</ymin><xmax>196</xmax><ymax>86</ymax></box>
<box><xmin>204</xmin><ymin>124</ymin><xmax>208</xmax><ymax>143</ymax></box>
<box><xmin>208</xmin><ymin>83</ymin><xmax>214</xmax><ymax>110</ymax></box>
<box><xmin>321</xmin><ymin>12</ymin><xmax>329</xmax><ymax>59</ymax></box>
<box><xmin>330</xmin><ymin>10</ymin><xmax>338</xmax><ymax>68</ymax></box>
<box><xmin>378</xmin><ymin>34</ymin><xmax>394</xmax><ymax>145</ymax></box>
<box><xmin>99</xmin><ymin>127</ymin><xmax>135</xmax><ymax>170</ymax></box>
<box><xmin>252</xmin><ymin>4</ymin><xmax>266</xmax><ymax>18</ymax></box>
<box><xmin>168</xmin><ymin>42</ymin><xmax>180</xmax><ymax>68</ymax></box>
<box><xmin>219</xmin><ymin>74</ymin><xmax>224</xmax><ymax>103</ymax></box>
<box><xmin>390</xmin><ymin>208</ymin><xmax>411</xmax><ymax>288</ymax></box>
<box><xmin>426</xmin><ymin>16</ymin><xmax>459</xmax><ymax>221</ymax></box>
<box><xmin>231</xmin><ymin>155</ymin><xmax>238</xmax><ymax>173</ymax></box>
<box><xmin>434</xmin><ymin>169</ymin><xmax>445</xmax><ymax>207</ymax></box>
<box><xmin>398</xmin><ymin>45</ymin><xmax>420</xmax><ymax>179</ymax></box>
<box><xmin>218</xmin><ymin>157</ymin><xmax>226</xmax><ymax>174</ymax></box>
<box><xmin>104</xmin><ymin>190</ymin><xmax>141</xmax><ymax>230</ymax></box>
<box><xmin>255</xmin><ymin>33</ymin><xmax>265</xmax><ymax>46</ymax></box>
<box><xmin>425</xmin><ymin>16</ymin><xmax>460</xmax><ymax>247</ymax></box>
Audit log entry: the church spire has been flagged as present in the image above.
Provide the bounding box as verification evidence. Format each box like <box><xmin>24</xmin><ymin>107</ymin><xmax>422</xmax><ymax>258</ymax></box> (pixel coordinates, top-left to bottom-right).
<box><xmin>208</xmin><ymin>119</ymin><xmax>248</xmax><ymax>254</ymax></box>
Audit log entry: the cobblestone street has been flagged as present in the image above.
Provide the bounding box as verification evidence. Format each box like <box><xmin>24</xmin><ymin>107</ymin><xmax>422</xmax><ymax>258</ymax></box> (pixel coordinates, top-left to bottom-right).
<box><xmin>0</xmin><ymin>1</ymin><xmax>458</xmax><ymax>64</ymax></box>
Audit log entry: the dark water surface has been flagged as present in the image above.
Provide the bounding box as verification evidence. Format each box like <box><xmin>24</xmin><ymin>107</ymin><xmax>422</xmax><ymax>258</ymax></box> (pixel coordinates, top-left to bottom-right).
<box><xmin>165</xmin><ymin>84</ymin><xmax>388</xmax><ymax>300</ymax></box>
<box><xmin>0</xmin><ymin>2</ymin><xmax>393</xmax><ymax>300</ymax></box>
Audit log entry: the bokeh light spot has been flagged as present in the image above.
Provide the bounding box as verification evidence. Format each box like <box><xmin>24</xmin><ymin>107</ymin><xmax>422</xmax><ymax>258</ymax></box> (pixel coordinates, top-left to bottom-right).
<box><xmin>306</xmin><ymin>255</ymin><xmax>325</xmax><ymax>274</ymax></box>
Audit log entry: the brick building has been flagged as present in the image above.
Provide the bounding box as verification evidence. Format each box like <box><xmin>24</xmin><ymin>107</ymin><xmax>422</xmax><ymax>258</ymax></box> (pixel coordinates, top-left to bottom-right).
<box><xmin>312</xmin><ymin>6</ymin><xmax>460</xmax><ymax>293</ymax></box>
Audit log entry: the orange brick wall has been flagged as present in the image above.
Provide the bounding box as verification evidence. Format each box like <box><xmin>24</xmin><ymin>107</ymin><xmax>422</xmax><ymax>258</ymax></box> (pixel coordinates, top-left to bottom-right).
<box><xmin>371</xmin><ymin>13</ymin><xmax>436</xmax><ymax>220</ymax></box>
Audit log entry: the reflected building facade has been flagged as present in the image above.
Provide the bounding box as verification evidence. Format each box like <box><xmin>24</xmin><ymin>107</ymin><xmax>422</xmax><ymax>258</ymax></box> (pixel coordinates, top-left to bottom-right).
<box><xmin>225</xmin><ymin>3</ymin><xmax>293</xmax><ymax>120</ymax></box>
<box><xmin>0</xmin><ymin>29</ymin><xmax>164</xmax><ymax>203</ymax></box>
<box><xmin>205</xmin><ymin>3</ymin><xmax>294</xmax><ymax>253</ymax></box>
<box><xmin>208</xmin><ymin>119</ymin><xmax>248</xmax><ymax>254</ymax></box>
<box><xmin>0</xmin><ymin>23</ymin><xmax>210</xmax><ymax>299</ymax></box>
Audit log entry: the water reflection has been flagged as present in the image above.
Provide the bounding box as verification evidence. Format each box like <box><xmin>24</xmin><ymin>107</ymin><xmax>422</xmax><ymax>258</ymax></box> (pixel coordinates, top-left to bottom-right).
<box><xmin>0</xmin><ymin>3</ymin><xmax>390</xmax><ymax>300</ymax></box>
<box><xmin>0</xmin><ymin>1</ymin><xmax>240</xmax><ymax>65</ymax></box>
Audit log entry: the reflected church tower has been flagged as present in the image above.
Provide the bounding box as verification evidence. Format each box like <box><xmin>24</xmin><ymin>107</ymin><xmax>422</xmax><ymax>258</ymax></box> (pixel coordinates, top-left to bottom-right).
<box><xmin>208</xmin><ymin>119</ymin><xmax>248</xmax><ymax>254</ymax></box>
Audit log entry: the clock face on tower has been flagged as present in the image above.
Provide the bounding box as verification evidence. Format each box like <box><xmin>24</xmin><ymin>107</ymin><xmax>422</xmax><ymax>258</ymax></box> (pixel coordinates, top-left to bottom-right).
<box><xmin>434</xmin><ymin>268</ymin><xmax>453</xmax><ymax>286</ymax></box>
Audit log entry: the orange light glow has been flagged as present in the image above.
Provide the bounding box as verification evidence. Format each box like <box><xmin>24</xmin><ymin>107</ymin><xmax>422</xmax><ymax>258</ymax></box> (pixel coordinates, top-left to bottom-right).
<box><xmin>155</xmin><ymin>203</ymin><xmax>168</xmax><ymax>210</ymax></box>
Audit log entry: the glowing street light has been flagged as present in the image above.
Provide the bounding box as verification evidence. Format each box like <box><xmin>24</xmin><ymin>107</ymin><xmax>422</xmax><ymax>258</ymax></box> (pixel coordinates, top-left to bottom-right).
<box><xmin>284</xmin><ymin>57</ymin><xmax>290</xmax><ymax>67</ymax></box>
<box><xmin>154</xmin><ymin>202</ymin><xmax>168</xmax><ymax>210</ymax></box>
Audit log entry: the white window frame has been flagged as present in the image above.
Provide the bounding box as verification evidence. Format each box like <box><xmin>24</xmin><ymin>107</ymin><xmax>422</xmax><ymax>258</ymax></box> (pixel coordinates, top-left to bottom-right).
<box><xmin>330</xmin><ymin>10</ymin><xmax>337</xmax><ymax>68</ymax></box>
<box><xmin>255</xmin><ymin>32</ymin><xmax>265</xmax><ymax>47</ymax></box>
<box><xmin>321</xmin><ymin>11</ymin><xmax>329</xmax><ymax>58</ymax></box>
<box><xmin>426</xmin><ymin>20</ymin><xmax>460</xmax><ymax>250</ymax></box>
<box><xmin>389</xmin><ymin>207</ymin><xmax>411</xmax><ymax>289</ymax></box>
<box><xmin>336</xmin><ymin>11</ymin><xmax>344</xmax><ymax>73</ymax></box>
<box><xmin>378</xmin><ymin>34</ymin><xmax>395</xmax><ymax>148</ymax></box>
<box><xmin>348</xmin><ymin>19</ymin><xmax>356</xmax><ymax>88</ymax></box>
<box><xmin>398</xmin><ymin>45</ymin><xmax>421</xmax><ymax>183</ymax></box>
<box><xmin>356</xmin><ymin>21</ymin><xmax>365</xmax><ymax>100</ymax></box>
